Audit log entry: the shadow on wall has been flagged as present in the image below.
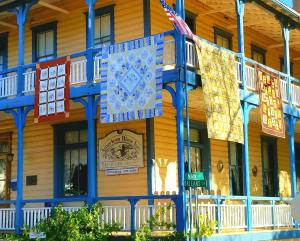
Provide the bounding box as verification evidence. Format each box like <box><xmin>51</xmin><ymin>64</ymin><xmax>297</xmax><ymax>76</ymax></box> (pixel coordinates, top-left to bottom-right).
<box><xmin>279</xmin><ymin>171</ymin><xmax>291</xmax><ymax>197</ymax></box>
<box><xmin>153</xmin><ymin>158</ymin><xmax>178</xmax><ymax>194</ymax></box>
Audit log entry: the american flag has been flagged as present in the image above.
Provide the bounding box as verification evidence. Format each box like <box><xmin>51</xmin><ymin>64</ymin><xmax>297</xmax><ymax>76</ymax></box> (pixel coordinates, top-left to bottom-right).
<box><xmin>160</xmin><ymin>0</ymin><xmax>195</xmax><ymax>39</ymax></box>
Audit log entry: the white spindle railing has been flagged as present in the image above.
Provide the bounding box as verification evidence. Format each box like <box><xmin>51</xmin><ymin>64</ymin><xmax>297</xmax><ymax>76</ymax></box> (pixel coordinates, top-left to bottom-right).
<box><xmin>94</xmin><ymin>57</ymin><xmax>101</xmax><ymax>81</ymax></box>
<box><xmin>135</xmin><ymin>204</ymin><xmax>175</xmax><ymax>230</ymax></box>
<box><xmin>220</xmin><ymin>204</ymin><xmax>246</xmax><ymax>229</ymax></box>
<box><xmin>163</xmin><ymin>39</ymin><xmax>176</xmax><ymax>68</ymax></box>
<box><xmin>252</xmin><ymin>204</ymin><xmax>273</xmax><ymax>228</ymax></box>
<box><xmin>23</xmin><ymin>207</ymin><xmax>52</xmax><ymax>229</ymax></box>
<box><xmin>103</xmin><ymin>206</ymin><xmax>130</xmax><ymax>231</ymax></box>
<box><xmin>0</xmin><ymin>75</ymin><xmax>17</xmax><ymax>98</ymax></box>
<box><xmin>24</xmin><ymin>71</ymin><xmax>36</xmax><ymax>93</ymax></box>
<box><xmin>0</xmin><ymin>208</ymin><xmax>15</xmax><ymax>230</ymax></box>
<box><xmin>235</xmin><ymin>61</ymin><xmax>241</xmax><ymax>83</ymax></box>
<box><xmin>186</xmin><ymin>41</ymin><xmax>197</xmax><ymax>68</ymax></box>
<box><xmin>245</xmin><ymin>65</ymin><xmax>257</xmax><ymax>91</ymax></box>
<box><xmin>291</xmin><ymin>84</ymin><xmax>300</xmax><ymax>106</ymax></box>
<box><xmin>70</xmin><ymin>59</ymin><xmax>87</xmax><ymax>85</ymax></box>
<box><xmin>275</xmin><ymin>204</ymin><xmax>293</xmax><ymax>227</ymax></box>
<box><xmin>280</xmin><ymin>79</ymin><xmax>288</xmax><ymax>103</ymax></box>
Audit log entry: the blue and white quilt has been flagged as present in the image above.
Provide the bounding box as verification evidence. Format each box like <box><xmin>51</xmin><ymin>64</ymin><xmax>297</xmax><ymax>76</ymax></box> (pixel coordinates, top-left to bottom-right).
<box><xmin>100</xmin><ymin>34</ymin><xmax>164</xmax><ymax>123</ymax></box>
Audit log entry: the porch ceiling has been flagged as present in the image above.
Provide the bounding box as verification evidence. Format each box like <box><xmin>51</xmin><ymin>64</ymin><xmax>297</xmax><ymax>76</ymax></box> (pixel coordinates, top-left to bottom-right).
<box><xmin>197</xmin><ymin>0</ymin><xmax>300</xmax><ymax>60</ymax></box>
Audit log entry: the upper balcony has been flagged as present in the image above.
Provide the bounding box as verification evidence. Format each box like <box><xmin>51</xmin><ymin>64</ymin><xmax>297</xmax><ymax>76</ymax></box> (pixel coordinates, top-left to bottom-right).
<box><xmin>0</xmin><ymin>36</ymin><xmax>300</xmax><ymax>112</ymax></box>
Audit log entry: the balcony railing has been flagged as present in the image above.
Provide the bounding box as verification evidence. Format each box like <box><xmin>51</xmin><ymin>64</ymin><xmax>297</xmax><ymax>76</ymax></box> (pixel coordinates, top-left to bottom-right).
<box><xmin>0</xmin><ymin>34</ymin><xmax>300</xmax><ymax>109</ymax></box>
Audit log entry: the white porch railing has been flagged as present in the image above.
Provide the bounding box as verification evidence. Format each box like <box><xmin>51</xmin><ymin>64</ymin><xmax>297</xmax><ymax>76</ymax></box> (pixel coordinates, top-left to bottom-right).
<box><xmin>20</xmin><ymin>204</ymin><xmax>176</xmax><ymax>231</ymax></box>
<box><xmin>0</xmin><ymin>208</ymin><xmax>15</xmax><ymax>230</ymax></box>
<box><xmin>291</xmin><ymin>84</ymin><xmax>300</xmax><ymax>106</ymax></box>
<box><xmin>70</xmin><ymin>59</ymin><xmax>87</xmax><ymax>85</ymax></box>
<box><xmin>0</xmin><ymin>75</ymin><xmax>17</xmax><ymax>98</ymax></box>
<box><xmin>24</xmin><ymin>70</ymin><xmax>35</xmax><ymax>93</ymax></box>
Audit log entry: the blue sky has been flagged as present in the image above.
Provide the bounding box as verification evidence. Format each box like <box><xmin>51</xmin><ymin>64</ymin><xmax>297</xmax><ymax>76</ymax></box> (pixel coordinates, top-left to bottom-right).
<box><xmin>281</xmin><ymin>0</ymin><xmax>293</xmax><ymax>7</ymax></box>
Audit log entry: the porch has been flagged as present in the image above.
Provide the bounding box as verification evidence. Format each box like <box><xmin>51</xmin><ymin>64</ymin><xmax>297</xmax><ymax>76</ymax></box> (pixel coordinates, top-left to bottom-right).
<box><xmin>0</xmin><ymin>195</ymin><xmax>295</xmax><ymax>235</ymax></box>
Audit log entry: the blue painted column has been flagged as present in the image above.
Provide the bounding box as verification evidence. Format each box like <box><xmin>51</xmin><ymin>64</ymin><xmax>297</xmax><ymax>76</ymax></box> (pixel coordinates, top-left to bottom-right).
<box><xmin>5</xmin><ymin>107</ymin><xmax>33</xmax><ymax>234</ymax></box>
<box><xmin>86</xmin><ymin>0</ymin><xmax>96</xmax><ymax>84</ymax></box>
<box><xmin>74</xmin><ymin>96</ymin><xmax>98</xmax><ymax>205</ymax></box>
<box><xmin>87</xmin><ymin>95</ymin><xmax>97</xmax><ymax>204</ymax></box>
<box><xmin>15</xmin><ymin>3</ymin><xmax>33</xmax><ymax>95</ymax></box>
<box><xmin>281</xmin><ymin>21</ymin><xmax>292</xmax><ymax>103</ymax></box>
<box><xmin>242</xmin><ymin>102</ymin><xmax>256</xmax><ymax>231</ymax></box>
<box><xmin>287</xmin><ymin>115</ymin><xmax>297</xmax><ymax>197</ymax></box>
<box><xmin>235</xmin><ymin>0</ymin><xmax>246</xmax><ymax>90</ymax></box>
<box><xmin>174</xmin><ymin>0</ymin><xmax>187</xmax><ymax>234</ymax></box>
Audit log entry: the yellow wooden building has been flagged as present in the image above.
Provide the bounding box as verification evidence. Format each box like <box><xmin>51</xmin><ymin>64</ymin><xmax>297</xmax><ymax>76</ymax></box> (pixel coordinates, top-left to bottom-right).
<box><xmin>0</xmin><ymin>0</ymin><xmax>300</xmax><ymax>240</ymax></box>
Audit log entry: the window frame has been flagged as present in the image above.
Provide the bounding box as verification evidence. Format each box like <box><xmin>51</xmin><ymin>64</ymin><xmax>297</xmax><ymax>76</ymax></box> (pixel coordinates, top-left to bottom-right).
<box><xmin>251</xmin><ymin>44</ymin><xmax>267</xmax><ymax>65</ymax></box>
<box><xmin>228</xmin><ymin>142</ymin><xmax>244</xmax><ymax>196</ymax></box>
<box><xmin>261</xmin><ymin>136</ymin><xmax>279</xmax><ymax>197</ymax></box>
<box><xmin>184</xmin><ymin>121</ymin><xmax>211</xmax><ymax>190</ymax></box>
<box><xmin>280</xmin><ymin>57</ymin><xmax>294</xmax><ymax>76</ymax></box>
<box><xmin>32</xmin><ymin>22</ymin><xmax>57</xmax><ymax>63</ymax></box>
<box><xmin>214</xmin><ymin>27</ymin><xmax>233</xmax><ymax>50</ymax></box>
<box><xmin>0</xmin><ymin>32</ymin><xmax>8</xmax><ymax>74</ymax></box>
<box><xmin>86</xmin><ymin>5</ymin><xmax>115</xmax><ymax>48</ymax></box>
<box><xmin>53</xmin><ymin>121</ymin><xmax>88</xmax><ymax>198</ymax></box>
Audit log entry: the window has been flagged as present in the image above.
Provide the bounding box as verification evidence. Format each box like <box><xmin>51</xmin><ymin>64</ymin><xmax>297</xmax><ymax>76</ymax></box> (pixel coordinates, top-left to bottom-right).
<box><xmin>0</xmin><ymin>33</ymin><xmax>8</xmax><ymax>76</ymax></box>
<box><xmin>185</xmin><ymin>11</ymin><xmax>196</xmax><ymax>34</ymax></box>
<box><xmin>93</xmin><ymin>6</ymin><xmax>114</xmax><ymax>47</ymax></box>
<box><xmin>251</xmin><ymin>44</ymin><xmax>266</xmax><ymax>65</ymax></box>
<box><xmin>32</xmin><ymin>22</ymin><xmax>57</xmax><ymax>62</ymax></box>
<box><xmin>295</xmin><ymin>143</ymin><xmax>300</xmax><ymax>192</ymax></box>
<box><xmin>280</xmin><ymin>57</ymin><xmax>294</xmax><ymax>76</ymax></box>
<box><xmin>214</xmin><ymin>27</ymin><xmax>233</xmax><ymax>50</ymax></box>
<box><xmin>0</xmin><ymin>133</ymin><xmax>12</xmax><ymax>201</ymax></box>
<box><xmin>54</xmin><ymin>122</ymin><xmax>88</xmax><ymax>197</ymax></box>
<box><xmin>229</xmin><ymin>142</ymin><xmax>243</xmax><ymax>195</ymax></box>
<box><xmin>183</xmin><ymin>122</ymin><xmax>211</xmax><ymax>189</ymax></box>
<box><xmin>261</xmin><ymin>137</ymin><xmax>278</xmax><ymax>197</ymax></box>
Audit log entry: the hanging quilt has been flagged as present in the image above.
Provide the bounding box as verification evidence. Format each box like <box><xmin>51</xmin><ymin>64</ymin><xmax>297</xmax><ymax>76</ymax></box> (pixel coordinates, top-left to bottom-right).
<box><xmin>257</xmin><ymin>65</ymin><xmax>285</xmax><ymax>138</ymax></box>
<box><xmin>100</xmin><ymin>34</ymin><xmax>164</xmax><ymax>123</ymax></box>
<box><xmin>34</xmin><ymin>57</ymin><xmax>70</xmax><ymax>123</ymax></box>
<box><xmin>194</xmin><ymin>38</ymin><xmax>244</xmax><ymax>144</ymax></box>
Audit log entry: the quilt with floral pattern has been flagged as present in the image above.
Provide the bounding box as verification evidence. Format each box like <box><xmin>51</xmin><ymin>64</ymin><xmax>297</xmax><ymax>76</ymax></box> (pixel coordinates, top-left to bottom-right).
<box><xmin>194</xmin><ymin>38</ymin><xmax>244</xmax><ymax>144</ymax></box>
<box><xmin>100</xmin><ymin>34</ymin><xmax>164</xmax><ymax>123</ymax></box>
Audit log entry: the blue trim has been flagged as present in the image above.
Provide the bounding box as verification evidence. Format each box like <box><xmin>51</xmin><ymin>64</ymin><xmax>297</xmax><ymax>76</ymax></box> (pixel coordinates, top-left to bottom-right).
<box><xmin>260</xmin><ymin>136</ymin><xmax>279</xmax><ymax>197</ymax></box>
<box><xmin>280</xmin><ymin>57</ymin><xmax>294</xmax><ymax>76</ymax></box>
<box><xmin>202</xmin><ymin>230</ymin><xmax>300</xmax><ymax>241</ymax></box>
<box><xmin>53</xmin><ymin>121</ymin><xmax>88</xmax><ymax>198</ymax></box>
<box><xmin>31</xmin><ymin>21</ymin><xmax>57</xmax><ymax>63</ymax></box>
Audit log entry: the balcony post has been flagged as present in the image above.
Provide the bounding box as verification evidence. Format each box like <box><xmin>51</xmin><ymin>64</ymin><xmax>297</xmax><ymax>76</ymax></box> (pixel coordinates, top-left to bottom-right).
<box><xmin>173</xmin><ymin>0</ymin><xmax>187</xmax><ymax>234</ymax></box>
<box><xmin>86</xmin><ymin>0</ymin><xmax>96</xmax><ymax>84</ymax></box>
<box><xmin>280</xmin><ymin>21</ymin><xmax>292</xmax><ymax>104</ymax></box>
<box><xmin>286</xmin><ymin>115</ymin><xmax>297</xmax><ymax>197</ymax></box>
<box><xmin>235</xmin><ymin>0</ymin><xmax>246</xmax><ymax>90</ymax></box>
<box><xmin>73</xmin><ymin>96</ymin><xmax>98</xmax><ymax>205</ymax></box>
<box><xmin>242</xmin><ymin>102</ymin><xmax>256</xmax><ymax>231</ymax></box>
<box><xmin>15</xmin><ymin>3</ymin><xmax>34</xmax><ymax>96</ymax></box>
<box><xmin>5</xmin><ymin>107</ymin><xmax>33</xmax><ymax>234</ymax></box>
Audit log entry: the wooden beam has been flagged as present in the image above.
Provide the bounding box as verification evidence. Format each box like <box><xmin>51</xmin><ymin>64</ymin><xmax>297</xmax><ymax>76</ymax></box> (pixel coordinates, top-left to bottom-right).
<box><xmin>228</xmin><ymin>19</ymin><xmax>270</xmax><ymax>29</ymax></box>
<box><xmin>38</xmin><ymin>1</ymin><xmax>69</xmax><ymax>14</ymax></box>
<box><xmin>0</xmin><ymin>21</ymin><xmax>17</xmax><ymax>29</ymax></box>
<box><xmin>198</xmin><ymin>7</ymin><xmax>233</xmax><ymax>16</ymax></box>
<box><xmin>268</xmin><ymin>41</ymin><xmax>300</xmax><ymax>49</ymax></box>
